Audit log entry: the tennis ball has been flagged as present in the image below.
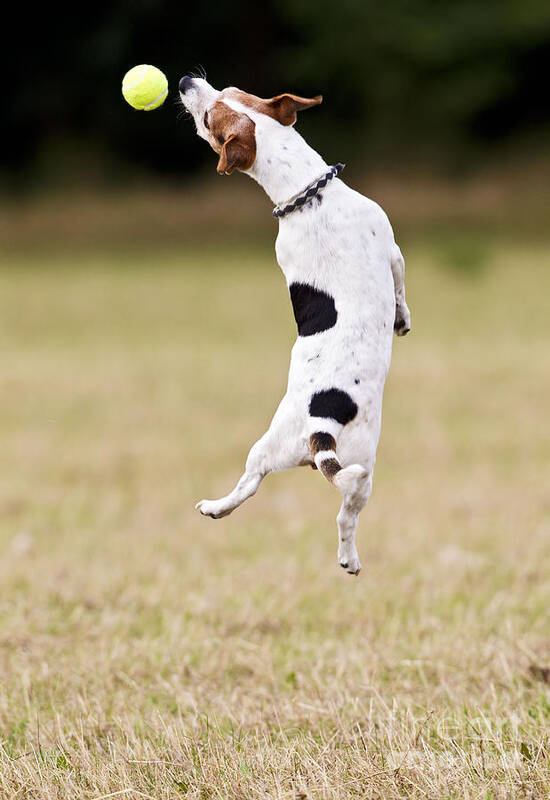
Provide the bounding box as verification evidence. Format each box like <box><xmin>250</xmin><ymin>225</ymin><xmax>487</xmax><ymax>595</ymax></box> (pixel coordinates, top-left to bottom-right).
<box><xmin>122</xmin><ymin>65</ymin><xmax>168</xmax><ymax>111</ymax></box>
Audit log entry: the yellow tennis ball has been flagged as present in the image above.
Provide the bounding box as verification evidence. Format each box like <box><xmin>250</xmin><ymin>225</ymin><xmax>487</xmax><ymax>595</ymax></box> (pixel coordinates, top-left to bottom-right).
<box><xmin>122</xmin><ymin>65</ymin><xmax>168</xmax><ymax>111</ymax></box>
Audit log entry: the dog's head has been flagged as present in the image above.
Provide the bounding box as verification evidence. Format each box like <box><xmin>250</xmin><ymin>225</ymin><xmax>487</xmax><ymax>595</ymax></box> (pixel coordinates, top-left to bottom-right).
<box><xmin>179</xmin><ymin>76</ymin><xmax>322</xmax><ymax>175</ymax></box>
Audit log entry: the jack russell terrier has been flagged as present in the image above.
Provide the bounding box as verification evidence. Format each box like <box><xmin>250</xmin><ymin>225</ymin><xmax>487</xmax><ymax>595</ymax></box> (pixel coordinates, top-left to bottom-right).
<box><xmin>179</xmin><ymin>75</ymin><xmax>411</xmax><ymax>575</ymax></box>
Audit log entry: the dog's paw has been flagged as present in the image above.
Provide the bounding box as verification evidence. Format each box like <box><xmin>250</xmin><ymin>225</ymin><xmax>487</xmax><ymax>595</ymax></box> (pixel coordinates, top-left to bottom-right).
<box><xmin>338</xmin><ymin>555</ymin><xmax>362</xmax><ymax>576</ymax></box>
<box><xmin>195</xmin><ymin>499</ymin><xmax>232</xmax><ymax>519</ymax></box>
<box><xmin>394</xmin><ymin>304</ymin><xmax>411</xmax><ymax>336</ymax></box>
<box><xmin>338</xmin><ymin>538</ymin><xmax>362</xmax><ymax>575</ymax></box>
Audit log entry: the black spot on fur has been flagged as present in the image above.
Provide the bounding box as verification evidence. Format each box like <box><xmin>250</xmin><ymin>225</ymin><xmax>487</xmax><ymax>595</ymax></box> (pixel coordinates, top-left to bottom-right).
<box><xmin>289</xmin><ymin>283</ymin><xmax>337</xmax><ymax>337</ymax></box>
<box><xmin>320</xmin><ymin>458</ymin><xmax>341</xmax><ymax>480</ymax></box>
<box><xmin>309</xmin><ymin>389</ymin><xmax>358</xmax><ymax>425</ymax></box>
<box><xmin>354</xmin><ymin>378</ymin><xmax>360</xmax><ymax>385</ymax></box>
<box><xmin>310</xmin><ymin>432</ymin><xmax>336</xmax><ymax>454</ymax></box>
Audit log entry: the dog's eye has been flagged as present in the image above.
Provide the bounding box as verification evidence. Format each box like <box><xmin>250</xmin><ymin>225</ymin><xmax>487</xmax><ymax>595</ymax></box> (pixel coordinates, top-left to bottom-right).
<box><xmin>203</xmin><ymin>111</ymin><xmax>209</xmax><ymax>130</ymax></box>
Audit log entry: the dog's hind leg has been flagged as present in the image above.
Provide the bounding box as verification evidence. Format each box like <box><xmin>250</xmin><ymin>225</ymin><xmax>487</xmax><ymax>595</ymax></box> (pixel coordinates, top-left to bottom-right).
<box><xmin>310</xmin><ymin>430</ymin><xmax>372</xmax><ymax>575</ymax></box>
<box><xmin>196</xmin><ymin>396</ymin><xmax>303</xmax><ymax>519</ymax></box>
<box><xmin>196</xmin><ymin>464</ymin><xmax>264</xmax><ymax>519</ymax></box>
<box><xmin>309</xmin><ymin>430</ymin><xmax>371</xmax><ymax>574</ymax></box>
<box><xmin>336</xmin><ymin>473</ymin><xmax>372</xmax><ymax>575</ymax></box>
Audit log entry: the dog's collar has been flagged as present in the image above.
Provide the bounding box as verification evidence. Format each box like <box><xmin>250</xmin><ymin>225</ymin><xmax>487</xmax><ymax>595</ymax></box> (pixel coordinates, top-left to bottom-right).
<box><xmin>272</xmin><ymin>163</ymin><xmax>345</xmax><ymax>219</ymax></box>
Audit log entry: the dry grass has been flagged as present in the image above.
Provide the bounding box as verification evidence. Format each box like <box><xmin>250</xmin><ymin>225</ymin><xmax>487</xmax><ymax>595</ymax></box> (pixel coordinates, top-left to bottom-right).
<box><xmin>0</xmin><ymin>238</ymin><xmax>549</xmax><ymax>799</ymax></box>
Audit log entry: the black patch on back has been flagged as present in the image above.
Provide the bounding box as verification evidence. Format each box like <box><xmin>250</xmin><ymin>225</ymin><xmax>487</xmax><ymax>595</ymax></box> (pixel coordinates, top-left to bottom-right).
<box><xmin>310</xmin><ymin>432</ymin><xmax>336</xmax><ymax>454</ymax></box>
<box><xmin>289</xmin><ymin>282</ymin><xmax>337</xmax><ymax>337</ymax></box>
<box><xmin>309</xmin><ymin>389</ymin><xmax>358</xmax><ymax>426</ymax></box>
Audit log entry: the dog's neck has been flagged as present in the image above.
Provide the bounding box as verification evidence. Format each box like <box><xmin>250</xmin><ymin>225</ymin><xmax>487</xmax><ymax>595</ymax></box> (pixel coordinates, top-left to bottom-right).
<box><xmin>246</xmin><ymin>124</ymin><xmax>329</xmax><ymax>207</ymax></box>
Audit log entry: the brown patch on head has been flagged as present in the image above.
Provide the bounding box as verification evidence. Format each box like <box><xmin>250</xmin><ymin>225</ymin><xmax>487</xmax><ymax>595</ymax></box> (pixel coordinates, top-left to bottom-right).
<box><xmin>223</xmin><ymin>88</ymin><xmax>322</xmax><ymax>126</ymax></box>
<box><xmin>208</xmin><ymin>101</ymin><xmax>256</xmax><ymax>175</ymax></box>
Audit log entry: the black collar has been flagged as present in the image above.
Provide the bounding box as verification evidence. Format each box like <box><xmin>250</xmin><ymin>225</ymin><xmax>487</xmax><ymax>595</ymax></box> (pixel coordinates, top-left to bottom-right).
<box><xmin>272</xmin><ymin>163</ymin><xmax>345</xmax><ymax>219</ymax></box>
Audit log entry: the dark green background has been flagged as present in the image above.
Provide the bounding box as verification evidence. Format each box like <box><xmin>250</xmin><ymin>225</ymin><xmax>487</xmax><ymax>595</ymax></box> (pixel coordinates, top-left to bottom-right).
<box><xmin>7</xmin><ymin>0</ymin><xmax>550</xmax><ymax>192</ymax></box>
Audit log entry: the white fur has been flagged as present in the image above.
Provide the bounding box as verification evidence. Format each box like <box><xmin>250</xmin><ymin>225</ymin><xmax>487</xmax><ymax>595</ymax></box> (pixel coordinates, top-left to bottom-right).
<box><xmin>181</xmin><ymin>79</ymin><xmax>411</xmax><ymax>575</ymax></box>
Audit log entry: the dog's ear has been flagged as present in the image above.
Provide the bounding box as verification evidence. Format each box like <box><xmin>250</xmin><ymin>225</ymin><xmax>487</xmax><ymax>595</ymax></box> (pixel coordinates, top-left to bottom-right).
<box><xmin>209</xmin><ymin>101</ymin><xmax>257</xmax><ymax>175</ymax></box>
<box><xmin>263</xmin><ymin>93</ymin><xmax>323</xmax><ymax>126</ymax></box>
<box><xmin>217</xmin><ymin>132</ymin><xmax>255</xmax><ymax>175</ymax></box>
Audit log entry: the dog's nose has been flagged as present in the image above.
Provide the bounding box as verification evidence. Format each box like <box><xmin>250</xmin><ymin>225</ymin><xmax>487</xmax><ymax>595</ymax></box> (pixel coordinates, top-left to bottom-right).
<box><xmin>179</xmin><ymin>75</ymin><xmax>194</xmax><ymax>94</ymax></box>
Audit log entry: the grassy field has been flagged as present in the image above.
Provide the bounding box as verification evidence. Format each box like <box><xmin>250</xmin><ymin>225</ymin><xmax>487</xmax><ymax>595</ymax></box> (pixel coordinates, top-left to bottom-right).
<box><xmin>0</xmin><ymin>237</ymin><xmax>549</xmax><ymax>799</ymax></box>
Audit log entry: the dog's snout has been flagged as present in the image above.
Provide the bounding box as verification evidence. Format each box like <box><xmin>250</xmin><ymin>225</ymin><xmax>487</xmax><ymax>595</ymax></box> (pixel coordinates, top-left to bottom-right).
<box><xmin>179</xmin><ymin>76</ymin><xmax>194</xmax><ymax>94</ymax></box>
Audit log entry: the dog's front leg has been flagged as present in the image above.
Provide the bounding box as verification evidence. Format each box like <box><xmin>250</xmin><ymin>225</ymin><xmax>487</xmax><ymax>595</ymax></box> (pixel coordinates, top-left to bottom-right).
<box><xmin>391</xmin><ymin>244</ymin><xmax>411</xmax><ymax>336</ymax></box>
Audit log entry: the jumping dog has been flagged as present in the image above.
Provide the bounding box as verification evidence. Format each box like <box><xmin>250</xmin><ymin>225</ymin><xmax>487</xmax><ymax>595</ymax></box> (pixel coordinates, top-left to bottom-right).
<box><xmin>179</xmin><ymin>76</ymin><xmax>411</xmax><ymax>575</ymax></box>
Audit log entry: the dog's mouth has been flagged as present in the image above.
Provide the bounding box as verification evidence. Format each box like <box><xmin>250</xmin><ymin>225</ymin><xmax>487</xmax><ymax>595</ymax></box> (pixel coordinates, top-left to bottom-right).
<box><xmin>178</xmin><ymin>76</ymin><xmax>197</xmax><ymax>115</ymax></box>
<box><xmin>179</xmin><ymin>77</ymin><xmax>217</xmax><ymax>122</ymax></box>
<box><xmin>179</xmin><ymin>75</ymin><xmax>195</xmax><ymax>96</ymax></box>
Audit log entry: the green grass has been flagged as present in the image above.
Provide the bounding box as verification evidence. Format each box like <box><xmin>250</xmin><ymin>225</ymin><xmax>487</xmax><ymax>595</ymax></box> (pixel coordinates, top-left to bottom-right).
<box><xmin>0</xmin><ymin>239</ymin><xmax>549</xmax><ymax>799</ymax></box>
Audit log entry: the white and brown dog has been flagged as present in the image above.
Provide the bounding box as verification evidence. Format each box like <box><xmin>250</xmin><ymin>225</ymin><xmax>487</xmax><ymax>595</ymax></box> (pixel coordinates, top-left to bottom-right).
<box><xmin>179</xmin><ymin>76</ymin><xmax>410</xmax><ymax>575</ymax></box>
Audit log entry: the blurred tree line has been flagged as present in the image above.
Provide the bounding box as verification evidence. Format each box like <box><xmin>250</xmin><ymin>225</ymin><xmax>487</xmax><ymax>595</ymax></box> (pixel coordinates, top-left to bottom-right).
<box><xmin>6</xmin><ymin>0</ymin><xmax>550</xmax><ymax>192</ymax></box>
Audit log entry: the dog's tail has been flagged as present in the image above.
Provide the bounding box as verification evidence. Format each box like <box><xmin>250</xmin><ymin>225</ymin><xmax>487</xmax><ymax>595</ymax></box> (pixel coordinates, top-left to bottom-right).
<box><xmin>310</xmin><ymin>432</ymin><xmax>341</xmax><ymax>483</ymax></box>
<box><xmin>310</xmin><ymin>432</ymin><xmax>368</xmax><ymax>495</ymax></box>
